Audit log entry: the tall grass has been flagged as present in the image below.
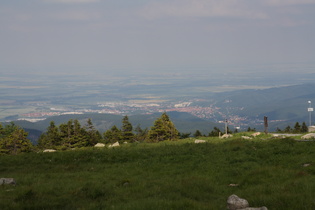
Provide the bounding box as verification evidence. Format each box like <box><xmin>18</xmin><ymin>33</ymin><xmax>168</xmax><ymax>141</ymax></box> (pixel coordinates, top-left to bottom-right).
<box><xmin>1</xmin><ymin>137</ymin><xmax>315</xmax><ymax>209</ymax></box>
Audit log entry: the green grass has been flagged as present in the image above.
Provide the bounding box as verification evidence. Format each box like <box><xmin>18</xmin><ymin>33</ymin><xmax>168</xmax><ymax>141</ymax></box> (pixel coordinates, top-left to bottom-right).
<box><xmin>1</xmin><ymin>136</ymin><xmax>315</xmax><ymax>209</ymax></box>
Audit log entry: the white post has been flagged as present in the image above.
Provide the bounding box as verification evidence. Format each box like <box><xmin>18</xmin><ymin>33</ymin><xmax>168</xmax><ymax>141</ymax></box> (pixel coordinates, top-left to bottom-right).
<box><xmin>308</xmin><ymin>101</ymin><xmax>313</xmax><ymax>127</ymax></box>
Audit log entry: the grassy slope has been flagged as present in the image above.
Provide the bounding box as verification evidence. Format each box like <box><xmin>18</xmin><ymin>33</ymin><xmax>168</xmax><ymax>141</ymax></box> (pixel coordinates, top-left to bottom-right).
<box><xmin>1</xmin><ymin>135</ymin><xmax>315</xmax><ymax>209</ymax></box>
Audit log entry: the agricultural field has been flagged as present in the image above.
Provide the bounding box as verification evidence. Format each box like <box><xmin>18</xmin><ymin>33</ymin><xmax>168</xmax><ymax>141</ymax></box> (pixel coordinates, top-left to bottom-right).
<box><xmin>1</xmin><ymin>134</ymin><xmax>315</xmax><ymax>209</ymax></box>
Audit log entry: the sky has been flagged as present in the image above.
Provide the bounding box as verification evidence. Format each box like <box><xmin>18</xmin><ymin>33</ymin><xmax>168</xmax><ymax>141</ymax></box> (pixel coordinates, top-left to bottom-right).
<box><xmin>0</xmin><ymin>0</ymin><xmax>314</xmax><ymax>75</ymax></box>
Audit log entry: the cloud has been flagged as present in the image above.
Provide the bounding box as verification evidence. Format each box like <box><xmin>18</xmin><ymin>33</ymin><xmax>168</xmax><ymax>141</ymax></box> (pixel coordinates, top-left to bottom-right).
<box><xmin>140</xmin><ymin>0</ymin><xmax>268</xmax><ymax>20</ymax></box>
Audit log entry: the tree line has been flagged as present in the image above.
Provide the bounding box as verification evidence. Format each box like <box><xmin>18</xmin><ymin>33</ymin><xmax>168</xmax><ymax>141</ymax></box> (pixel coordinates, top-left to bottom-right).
<box><xmin>276</xmin><ymin>122</ymin><xmax>308</xmax><ymax>133</ymax></box>
<box><xmin>0</xmin><ymin>112</ymin><xmax>180</xmax><ymax>154</ymax></box>
<box><xmin>40</xmin><ymin>112</ymin><xmax>179</xmax><ymax>148</ymax></box>
<box><xmin>0</xmin><ymin>114</ymin><xmax>311</xmax><ymax>155</ymax></box>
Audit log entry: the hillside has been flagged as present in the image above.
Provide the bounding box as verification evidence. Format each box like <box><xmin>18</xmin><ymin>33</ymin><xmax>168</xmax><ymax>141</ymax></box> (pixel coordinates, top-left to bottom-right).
<box><xmin>205</xmin><ymin>83</ymin><xmax>315</xmax><ymax>129</ymax></box>
<box><xmin>214</xmin><ymin>83</ymin><xmax>315</xmax><ymax>118</ymax></box>
<box><xmin>1</xmin><ymin>136</ymin><xmax>315</xmax><ymax>209</ymax></box>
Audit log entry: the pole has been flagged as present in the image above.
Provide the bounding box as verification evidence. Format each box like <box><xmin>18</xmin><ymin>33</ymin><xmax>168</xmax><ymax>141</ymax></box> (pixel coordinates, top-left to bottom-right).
<box><xmin>225</xmin><ymin>119</ymin><xmax>228</xmax><ymax>135</ymax></box>
<box><xmin>308</xmin><ymin>101</ymin><xmax>312</xmax><ymax>127</ymax></box>
<box><xmin>264</xmin><ymin>116</ymin><xmax>268</xmax><ymax>134</ymax></box>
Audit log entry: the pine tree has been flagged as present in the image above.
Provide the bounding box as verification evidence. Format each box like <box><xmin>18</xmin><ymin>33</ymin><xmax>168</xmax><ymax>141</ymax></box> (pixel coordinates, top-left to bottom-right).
<box><xmin>276</xmin><ymin>127</ymin><xmax>282</xmax><ymax>133</ymax></box>
<box><xmin>301</xmin><ymin>122</ymin><xmax>308</xmax><ymax>133</ymax></box>
<box><xmin>57</xmin><ymin>119</ymin><xmax>89</xmax><ymax>148</ymax></box>
<box><xmin>38</xmin><ymin>121</ymin><xmax>61</xmax><ymax>148</ymax></box>
<box><xmin>293</xmin><ymin>122</ymin><xmax>301</xmax><ymax>133</ymax></box>
<box><xmin>179</xmin><ymin>132</ymin><xmax>191</xmax><ymax>139</ymax></box>
<box><xmin>134</xmin><ymin>125</ymin><xmax>147</xmax><ymax>142</ymax></box>
<box><xmin>247</xmin><ymin>127</ymin><xmax>256</xmax><ymax>132</ymax></box>
<box><xmin>208</xmin><ymin>127</ymin><xmax>221</xmax><ymax>137</ymax></box>
<box><xmin>84</xmin><ymin>118</ymin><xmax>101</xmax><ymax>145</ymax></box>
<box><xmin>121</xmin><ymin>116</ymin><xmax>134</xmax><ymax>142</ymax></box>
<box><xmin>284</xmin><ymin>125</ymin><xmax>292</xmax><ymax>133</ymax></box>
<box><xmin>194</xmin><ymin>130</ymin><xmax>202</xmax><ymax>137</ymax></box>
<box><xmin>147</xmin><ymin>112</ymin><xmax>179</xmax><ymax>142</ymax></box>
<box><xmin>0</xmin><ymin>123</ymin><xmax>32</xmax><ymax>154</ymax></box>
<box><xmin>103</xmin><ymin>125</ymin><xmax>122</xmax><ymax>143</ymax></box>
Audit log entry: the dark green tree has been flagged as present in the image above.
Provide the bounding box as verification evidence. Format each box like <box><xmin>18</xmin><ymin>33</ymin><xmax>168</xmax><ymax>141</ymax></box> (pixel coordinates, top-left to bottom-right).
<box><xmin>38</xmin><ymin>121</ymin><xmax>61</xmax><ymax>148</ymax></box>
<box><xmin>147</xmin><ymin>112</ymin><xmax>179</xmax><ymax>142</ymax></box>
<box><xmin>103</xmin><ymin>125</ymin><xmax>122</xmax><ymax>143</ymax></box>
<box><xmin>84</xmin><ymin>118</ymin><xmax>101</xmax><ymax>145</ymax></box>
<box><xmin>276</xmin><ymin>127</ymin><xmax>282</xmax><ymax>133</ymax></box>
<box><xmin>284</xmin><ymin>125</ymin><xmax>292</xmax><ymax>133</ymax></box>
<box><xmin>121</xmin><ymin>116</ymin><xmax>134</xmax><ymax>142</ymax></box>
<box><xmin>293</xmin><ymin>122</ymin><xmax>301</xmax><ymax>133</ymax></box>
<box><xmin>208</xmin><ymin>127</ymin><xmax>221</xmax><ymax>137</ymax></box>
<box><xmin>57</xmin><ymin>119</ymin><xmax>90</xmax><ymax>148</ymax></box>
<box><xmin>0</xmin><ymin>123</ymin><xmax>4</xmax><ymax>136</ymax></box>
<box><xmin>247</xmin><ymin>127</ymin><xmax>256</xmax><ymax>132</ymax></box>
<box><xmin>0</xmin><ymin>123</ymin><xmax>32</xmax><ymax>154</ymax></box>
<box><xmin>179</xmin><ymin>132</ymin><xmax>191</xmax><ymax>139</ymax></box>
<box><xmin>193</xmin><ymin>130</ymin><xmax>202</xmax><ymax>137</ymax></box>
<box><xmin>134</xmin><ymin>125</ymin><xmax>147</xmax><ymax>142</ymax></box>
<box><xmin>301</xmin><ymin>122</ymin><xmax>308</xmax><ymax>133</ymax></box>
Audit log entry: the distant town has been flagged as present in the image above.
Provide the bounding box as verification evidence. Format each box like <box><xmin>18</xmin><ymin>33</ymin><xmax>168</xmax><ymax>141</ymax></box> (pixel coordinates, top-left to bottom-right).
<box><xmin>15</xmin><ymin>99</ymin><xmax>285</xmax><ymax>130</ymax></box>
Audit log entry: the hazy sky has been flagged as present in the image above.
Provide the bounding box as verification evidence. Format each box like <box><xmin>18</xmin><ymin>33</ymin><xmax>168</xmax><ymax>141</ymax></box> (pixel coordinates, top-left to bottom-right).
<box><xmin>1</xmin><ymin>0</ymin><xmax>314</xmax><ymax>75</ymax></box>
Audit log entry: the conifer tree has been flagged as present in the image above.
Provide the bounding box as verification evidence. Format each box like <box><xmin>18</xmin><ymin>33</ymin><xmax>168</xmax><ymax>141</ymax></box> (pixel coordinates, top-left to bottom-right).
<box><xmin>84</xmin><ymin>118</ymin><xmax>101</xmax><ymax>145</ymax></box>
<box><xmin>134</xmin><ymin>125</ymin><xmax>147</xmax><ymax>142</ymax></box>
<box><xmin>58</xmin><ymin>119</ymin><xmax>89</xmax><ymax>148</ymax></box>
<box><xmin>293</xmin><ymin>122</ymin><xmax>301</xmax><ymax>133</ymax></box>
<box><xmin>147</xmin><ymin>112</ymin><xmax>179</xmax><ymax>142</ymax></box>
<box><xmin>103</xmin><ymin>125</ymin><xmax>122</xmax><ymax>143</ymax></box>
<box><xmin>301</xmin><ymin>122</ymin><xmax>308</xmax><ymax>133</ymax></box>
<box><xmin>194</xmin><ymin>130</ymin><xmax>202</xmax><ymax>137</ymax></box>
<box><xmin>208</xmin><ymin>127</ymin><xmax>221</xmax><ymax>137</ymax></box>
<box><xmin>284</xmin><ymin>125</ymin><xmax>292</xmax><ymax>133</ymax></box>
<box><xmin>38</xmin><ymin>121</ymin><xmax>61</xmax><ymax>148</ymax></box>
<box><xmin>0</xmin><ymin>123</ymin><xmax>32</xmax><ymax>154</ymax></box>
<box><xmin>121</xmin><ymin>116</ymin><xmax>134</xmax><ymax>142</ymax></box>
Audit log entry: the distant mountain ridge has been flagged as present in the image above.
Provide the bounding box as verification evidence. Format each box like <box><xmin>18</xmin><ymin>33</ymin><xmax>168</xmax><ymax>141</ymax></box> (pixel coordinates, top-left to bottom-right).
<box><xmin>205</xmin><ymin>83</ymin><xmax>315</xmax><ymax>130</ymax></box>
<box><xmin>7</xmin><ymin>83</ymin><xmax>315</xmax><ymax>143</ymax></box>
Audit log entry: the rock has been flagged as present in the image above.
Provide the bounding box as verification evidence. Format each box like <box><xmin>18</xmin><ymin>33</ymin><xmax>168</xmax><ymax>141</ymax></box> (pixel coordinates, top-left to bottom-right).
<box><xmin>43</xmin><ymin>149</ymin><xmax>56</xmax><ymax>153</ymax></box>
<box><xmin>308</xmin><ymin>126</ymin><xmax>315</xmax><ymax>132</ymax></box>
<box><xmin>301</xmin><ymin>133</ymin><xmax>315</xmax><ymax>140</ymax></box>
<box><xmin>123</xmin><ymin>181</ymin><xmax>130</xmax><ymax>187</ymax></box>
<box><xmin>251</xmin><ymin>132</ymin><xmax>261</xmax><ymax>137</ymax></box>
<box><xmin>221</xmin><ymin>134</ymin><xmax>233</xmax><ymax>139</ymax></box>
<box><xmin>228</xmin><ymin>184</ymin><xmax>239</xmax><ymax>187</ymax></box>
<box><xmin>303</xmin><ymin>163</ymin><xmax>311</xmax><ymax>167</ymax></box>
<box><xmin>109</xmin><ymin>141</ymin><xmax>120</xmax><ymax>148</ymax></box>
<box><xmin>227</xmin><ymin>194</ymin><xmax>249</xmax><ymax>210</ymax></box>
<box><xmin>227</xmin><ymin>194</ymin><xmax>268</xmax><ymax>210</ymax></box>
<box><xmin>94</xmin><ymin>143</ymin><xmax>105</xmax><ymax>147</ymax></box>
<box><xmin>242</xmin><ymin>136</ymin><xmax>252</xmax><ymax>140</ymax></box>
<box><xmin>195</xmin><ymin>139</ymin><xmax>206</xmax><ymax>143</ymax></box>
<box><xmin>0</xmin><ymin>178</ymin><xmax>16</xmax><ymax>185</ymax></box>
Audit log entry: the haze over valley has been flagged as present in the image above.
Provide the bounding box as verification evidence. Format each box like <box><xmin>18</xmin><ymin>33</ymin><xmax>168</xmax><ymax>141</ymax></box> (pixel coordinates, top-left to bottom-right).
<box><xmin>1</xmin><ymin>64</ymin><xmax>315</xmax><ymax>137</ymax></box>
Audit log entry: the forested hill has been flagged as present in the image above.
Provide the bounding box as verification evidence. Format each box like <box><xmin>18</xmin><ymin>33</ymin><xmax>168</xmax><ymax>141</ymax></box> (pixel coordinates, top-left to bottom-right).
<box><xmin>11</xmin><ymin>112</ymin><xmax>221</xmax><ymax>144</ymax></box>
<box><xmin>211</xmin><ymin>83</ymin><xmax>315</xmax><ymax>121</ymax></box>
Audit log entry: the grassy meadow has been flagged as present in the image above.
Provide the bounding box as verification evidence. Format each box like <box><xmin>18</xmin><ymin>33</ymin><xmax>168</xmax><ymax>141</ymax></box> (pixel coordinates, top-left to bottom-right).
<box><xmin>1</xmin><ymin>134</ymin><xmax>315</xmax><ymax>209</ymax></box>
